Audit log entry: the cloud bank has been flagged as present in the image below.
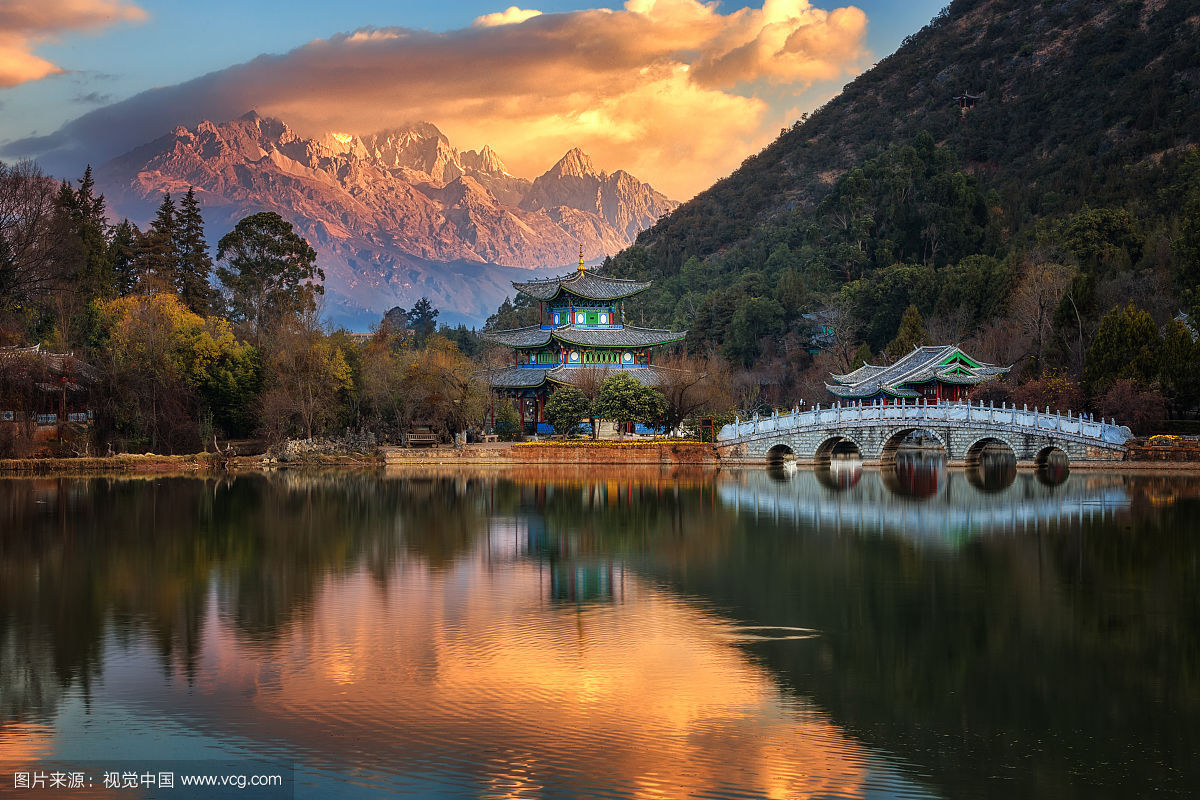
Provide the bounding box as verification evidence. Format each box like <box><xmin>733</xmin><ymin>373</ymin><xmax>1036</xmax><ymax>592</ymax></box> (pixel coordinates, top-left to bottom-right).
<box><xmin>0</xmin><ymin>0</ymin><xmax>146</xmax><ymax>87</ymax></box>
<box><xmin>5</xmin><ymin>0</ymin><xmax>868</xmax><ymax>199</ymax></box>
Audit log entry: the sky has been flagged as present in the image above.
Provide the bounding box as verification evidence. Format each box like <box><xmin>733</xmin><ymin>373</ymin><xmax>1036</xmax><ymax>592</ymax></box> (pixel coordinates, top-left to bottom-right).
<box><xmin>0</xmin><ymin>0</ymin><xmax>945</xmax><ymax>200</ymax></box>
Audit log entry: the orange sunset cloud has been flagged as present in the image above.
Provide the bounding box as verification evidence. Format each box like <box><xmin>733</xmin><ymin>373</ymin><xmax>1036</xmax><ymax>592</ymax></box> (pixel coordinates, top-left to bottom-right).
<box><xmin>9</xmin><ymin>0</ymin><xmax>868</xmax><ymax>199</ymax></box>
<box><xmin>0</xmin><ymin>0</ymin><xmax>146</xmax><ymax>87</ymax></box>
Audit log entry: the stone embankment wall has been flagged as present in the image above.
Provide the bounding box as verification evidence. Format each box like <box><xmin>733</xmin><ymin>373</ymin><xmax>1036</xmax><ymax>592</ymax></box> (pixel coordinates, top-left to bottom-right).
<box><xmin>383</xmin><ymin>441</ymin><xmax>718</xmax><ymax>466</ymax></box>
<box><xmin>510</xmin><ymin>441</ymin><xmax>718</xmax><ymax>465</ymax></box>
<box><xmin>1125</xmin><ymin>436</ymin><xmax>1200</xmax><ymax>463</ymax></box>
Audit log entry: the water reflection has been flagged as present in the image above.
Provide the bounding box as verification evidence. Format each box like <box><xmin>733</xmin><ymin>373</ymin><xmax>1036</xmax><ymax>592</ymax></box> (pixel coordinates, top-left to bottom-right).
<box><xmin>2</xmin><ymin>468</ymin><xmax>1199</xmax><ymax>799</ymax></box>
<box><xmin>815</xmin><ymin>456</ymin><xmax>863</xmax><ymax>491</ymax></box>
<box><xmin>882</xmin><ymin>450</ymin><xmax>946</xmax><ymax>499</ymax></box>
<box><xmin>1037</xmin><ymin>450</ymin><xmax>1071</xmax><ymax>486</ymax></box>
<box><xmin>966</xmin><ymin>449</ymin><xmax>1017</xmax><ymax>492</ymax></box>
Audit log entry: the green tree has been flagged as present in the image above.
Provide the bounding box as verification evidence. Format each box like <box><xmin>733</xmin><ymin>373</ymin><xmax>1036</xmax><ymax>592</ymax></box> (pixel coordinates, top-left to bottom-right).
<box><xmin>408</xmin><ymin>296</ymin><xmax>439</xmax><ymax>346</ymax></box>
<box><xmin>1157</xmin><ymin>318</ymin><xmax>1200</xmax><ymax>414</ymax></box>
<box><xmin>56</xmin><ymin>166</ymin><xmax>114</xmax><ymax>303</ymax></box>
<box><xmin>1083</xmin><ymin>303</ymin><xmax>1161</xmax><ymax>397</ymax></box>
<box><xmin>850</xmin><ymin>342</ymin><xmax>873</xmax><ymax>369</ymax></box>
<box><xmin>215</xmin><ymin>212</ymin><xmax>322</xmax><ymax>343</ymax></box>
<box><xmin>885</xmin><ymin>304</ymin><xmax>928</xmax><ymax>361</ymax></box>
<box><xmin>593</xmin><ymin>373</ymin><xmax>667</xmax><ymax>435</ymax></box>
<box><xmin>494</xmin><ymin>401</ymin><xmax>521</xmax><ymax>441</ymax></box>
<box><xmin>544</xmin><ymin>385</ymin><xmax>591</xmax><ymax>437</ymax></box>
<box><xmin>724</xmin><ymin>296</ymin><xmax>784</xmax><ymax>366</ymax></box>
<box><xmin>175</xmin><ymin>187</ymin><xmax>215</xmax><ymax>315</ymax></box>
<box><xmin>108</xmin><ymin>219</ymin><xmax>140</xmax><ymax>297</ymax></box>
<box><xmin>140</xmin><ymin>193</ymin><xmax>179</xmax><ymax>292</ymax></box>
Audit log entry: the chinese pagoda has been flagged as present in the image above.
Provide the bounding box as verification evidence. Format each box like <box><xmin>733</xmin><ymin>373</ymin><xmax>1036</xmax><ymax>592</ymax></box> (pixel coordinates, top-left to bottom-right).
<box><xmin>483</xmin><ymin>248</ymin><xmax>686</xmax><ymax>432</ymax></box>
<box><xmin>826</xmin><ymin>344</ymin><xmax>1008</xmax><ymax>403</ymax></box>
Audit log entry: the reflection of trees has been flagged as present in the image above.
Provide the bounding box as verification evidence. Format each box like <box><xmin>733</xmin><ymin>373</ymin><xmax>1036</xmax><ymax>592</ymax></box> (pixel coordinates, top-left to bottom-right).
<box><xmin>4</xmin><ymin>469</ymin><xmax>1199</xmax><ymax>798</ymax></box>
<box><xmin>0</xmin><ymin>473</ymin><xmax>439</xmax><ymax>722</ymax></box>
<box><xmin>635</xmin><ymin>474</ymin><xmax>1200</xmax><ymax>799</ymax></box>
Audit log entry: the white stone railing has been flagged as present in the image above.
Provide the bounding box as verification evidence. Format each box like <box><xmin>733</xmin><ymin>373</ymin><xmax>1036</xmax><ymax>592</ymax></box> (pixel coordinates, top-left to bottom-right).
<box><xmin>717</xmin><ymin>399</ymin><xmax>1133</xmax><ymax>447</ymax></box>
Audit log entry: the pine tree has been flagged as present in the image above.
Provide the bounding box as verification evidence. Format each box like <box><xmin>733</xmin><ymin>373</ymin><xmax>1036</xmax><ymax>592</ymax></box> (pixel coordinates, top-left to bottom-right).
<box><xmin>138</xmin><ymin>193</ymin><xmax>179</xmax><ymax>293</ymax></box>
<box><xmin>851</xmin><ymin>342</ymin><xmax>874</xmax><ymax>369</ymax></box>
<box><xmin>409</xmin><ymin>297</ymin><xmax>439</xmax><ymax>346</ymax></box>
<box><xmin>108</xmin><ymin>219</ymin><xmax>141</xmax><ymax>297</ymax></box>
<box><xmin>175</xmin><ymin>188</ymin><xmax>215</xmax><ymax>314</ymax></box>
<box><xmin>885</xmin><ymin>304</ymin><xmax>929</xmax><ymax>362</ymax></box>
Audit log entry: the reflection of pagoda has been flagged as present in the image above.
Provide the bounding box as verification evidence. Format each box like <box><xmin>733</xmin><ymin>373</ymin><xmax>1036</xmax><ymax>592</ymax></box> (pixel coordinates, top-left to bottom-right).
<box><xmin>483</xmin><ymin>248</ymin><xmax>687</xmax><ymax>433</ymax></box>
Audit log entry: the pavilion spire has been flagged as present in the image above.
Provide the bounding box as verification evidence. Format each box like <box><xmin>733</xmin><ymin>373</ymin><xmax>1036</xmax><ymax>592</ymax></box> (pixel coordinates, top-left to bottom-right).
<box><xmin>578</xmin><ymin>244</ymin><xmax>585</xmax><ymax>273</ymax></box>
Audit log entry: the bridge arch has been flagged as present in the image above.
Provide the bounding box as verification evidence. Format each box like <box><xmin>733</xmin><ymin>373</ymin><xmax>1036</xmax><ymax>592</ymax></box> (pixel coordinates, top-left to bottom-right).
<box><xmin>879</xmin><ymin>427</ymin><xmax>949</xmax><ymax>465</ymax></box>
<box><xmin>766</xmin><ymin>443</ymin><xmax>795</xmax><ymax>466</ymax></box>
<box><xmin>814</xmin><ymin>434</ymin><xmax>863</xmax><ymax>466</ymax></box>
<box><xmin>964</xmin><ymin>435</ymin><xmax>1018</xmax><ymax>466</ymax></box>
<box><xmin>1035</xmin><ymin>444</ymin><xmax>1069</xmax><ymax>468</ymax></box>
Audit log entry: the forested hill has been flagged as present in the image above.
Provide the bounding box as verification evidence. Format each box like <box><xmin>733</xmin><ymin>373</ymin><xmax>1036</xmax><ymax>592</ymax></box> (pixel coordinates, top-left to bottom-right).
<box><xmin>595</xmin><ymin>0</ymin><xmax>1200</xmax><ymax>384</ymax></box>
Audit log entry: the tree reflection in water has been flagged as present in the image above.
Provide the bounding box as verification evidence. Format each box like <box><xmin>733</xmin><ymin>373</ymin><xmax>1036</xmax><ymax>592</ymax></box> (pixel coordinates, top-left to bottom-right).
<box><xmin>1</xmin><ymin>467</ymin><xmax>1199</xmax><ymax>799</ymax></box>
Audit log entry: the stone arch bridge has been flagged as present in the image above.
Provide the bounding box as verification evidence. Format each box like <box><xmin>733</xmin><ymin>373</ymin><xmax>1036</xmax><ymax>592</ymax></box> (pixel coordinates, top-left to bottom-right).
<box><xmin>717</xmin><ymin>400</ymin><xmax>1132</xmax><ymax>466</ymax></box>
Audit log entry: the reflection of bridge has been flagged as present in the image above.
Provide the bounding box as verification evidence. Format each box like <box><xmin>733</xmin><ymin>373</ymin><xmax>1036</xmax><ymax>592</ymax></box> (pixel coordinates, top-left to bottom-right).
<box><xmin>717</xmin><ymin>401</ymin><xmax>1132</xmax><ymax>465</ymax></box>
<box><xmin>719</xmin><ymin>470</ymin><xmax>1131</xmax><ymax>541</ymax></box>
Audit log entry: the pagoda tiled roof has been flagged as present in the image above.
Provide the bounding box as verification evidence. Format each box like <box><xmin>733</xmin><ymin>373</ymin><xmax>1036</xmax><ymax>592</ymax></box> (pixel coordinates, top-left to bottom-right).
<box><xmin>826</xmin><ymin>344</ymin><xmax>1009</xmax><ymax>399</ymax></box>
<box><xmin>552</xmin><ymin>325</ymin><xmax>685</xmax><ymax>347</ymax></box>
<box><xmin>482</xmin><ymin>324</ymin><xmax>686</xmax><ymax>349</ymax></box>
<box><xmin>483</xmin><ymin>367</ymin><xmax>554</xmax><ymax>388</ymax></box>
<box><xmin>480</xmin><ymin>325</ymin><xmax>552</xmax><ymax>348</ymax></box>
<box><xmin>549</xmin><ymin>365</ymin><xmax>666</xmax><ymax>388</ymax></box>
<box><xmin>512</xmin><ymin>270</ymin><xmax>652</xmax><ymax>301</ymax></box>
<box><xmin>483</xmin><ymin>365</ymin><xmax>668</xmax><ymax>390</ymax></box>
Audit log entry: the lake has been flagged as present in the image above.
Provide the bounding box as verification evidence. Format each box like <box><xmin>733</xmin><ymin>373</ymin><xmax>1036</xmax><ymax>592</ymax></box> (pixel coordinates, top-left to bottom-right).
<box><xmin>1</xmin><ymin>458</ymin><xmax>1197</xmax><ymax>798</ymax></box>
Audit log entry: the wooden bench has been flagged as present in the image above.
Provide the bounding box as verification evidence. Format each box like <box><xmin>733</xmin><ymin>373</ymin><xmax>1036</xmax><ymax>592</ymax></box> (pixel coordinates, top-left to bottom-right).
<box><xmin>406</xmin><ymin>432</ymin><xmax>439</xmax><ymax>447</ymax></box>
<box><xmin>480</xmin><ymin>434</ymin><xmax>499</xmax><ymax>443</ymax></box>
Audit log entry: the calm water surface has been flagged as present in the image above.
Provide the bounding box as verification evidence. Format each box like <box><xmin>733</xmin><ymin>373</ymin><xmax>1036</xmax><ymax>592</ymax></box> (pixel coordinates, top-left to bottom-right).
<box><xmin>1</xmin><ymin>459</ymin><xmax>1198</xmax><ymax>798</ymax></box>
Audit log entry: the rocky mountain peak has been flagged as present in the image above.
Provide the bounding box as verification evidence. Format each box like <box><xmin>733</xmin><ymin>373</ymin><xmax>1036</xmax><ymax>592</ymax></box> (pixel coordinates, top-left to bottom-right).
<box><xmin>547</xmin><ymin>147</ymin><xmax>600</xmax><ymax>179</ymax></box>
<box><xmin>96</xmin><ymin>114</ymin><xmax>677</xmax><ymax>328</ymax></box>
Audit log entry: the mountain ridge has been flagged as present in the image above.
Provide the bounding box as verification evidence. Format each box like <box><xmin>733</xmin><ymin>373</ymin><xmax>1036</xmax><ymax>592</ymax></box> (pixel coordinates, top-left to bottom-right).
<box><xmin>96</xmin><ymin>114</ymin><xmax>676</xmax><ymax>327</ymax></box>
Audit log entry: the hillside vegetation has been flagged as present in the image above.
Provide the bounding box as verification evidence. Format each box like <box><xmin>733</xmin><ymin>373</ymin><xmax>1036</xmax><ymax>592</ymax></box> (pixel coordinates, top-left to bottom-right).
<box><xmin>595</xmin><ymin>0</ymin><xmax>1200</xmax><ymax>426</ymax></box>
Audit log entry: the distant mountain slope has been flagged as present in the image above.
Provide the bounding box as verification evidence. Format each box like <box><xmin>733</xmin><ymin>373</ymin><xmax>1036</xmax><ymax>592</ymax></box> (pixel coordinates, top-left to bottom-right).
<box><xmin>608</xmin><ymin>0</ymin><xmax>1200</xmax><ymax>296</ymax></box>
<box><xmin>96</xmin><ymin>113</ymin><xmax>676</xmax><ymax>328</ymax></box>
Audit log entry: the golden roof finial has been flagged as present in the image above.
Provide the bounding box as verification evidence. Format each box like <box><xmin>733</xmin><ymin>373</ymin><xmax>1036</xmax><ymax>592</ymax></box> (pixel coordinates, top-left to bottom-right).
<box><xmin>578</xmin><ymin>244</ymin><xmax>585</xmax><ymax>273</ymax></box>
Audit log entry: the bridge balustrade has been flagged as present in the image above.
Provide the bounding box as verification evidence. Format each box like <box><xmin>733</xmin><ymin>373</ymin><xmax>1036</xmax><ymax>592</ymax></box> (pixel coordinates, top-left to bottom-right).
<box><xmin>719</xmin><ymin>400</ymin><xmax>1131</xmax><ymax>448</ymax></box>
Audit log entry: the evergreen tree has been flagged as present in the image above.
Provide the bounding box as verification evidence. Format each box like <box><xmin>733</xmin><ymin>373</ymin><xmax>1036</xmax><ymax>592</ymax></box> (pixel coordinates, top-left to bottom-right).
<box><xmin>215</xmin><ymin>212</ymin><xmax>322</xmax><ymax>342</ymax></box>
<box><xmin>851</xmin><ymin>342</ymin><xmax>874</xmax><ymax>369</ymax></box>
<box><xmin>139</xmin><ymin>193</ymin><xmax>179</xmax><ymax>292</ymax></box>
<box><xmin>544</xmin><ymin>386</ymin><xmax>591</xmax><ymax>437</ymax></box>
<box><xmin>593</xmin><ymin>373</ymin><xmax>668</xmax><ymax>435</ymax></box>
<box><xmin>885</xmin><ymin>304</ymin><xmax>929</xmax><ymax>361</ymax></box>
<box><xmin>108</xmin><ymin>219</ymin><xmax>141</xmax><ymax>297</ymax></box>
<box><xmin>1158</xmin><ymin>318</ymin><xmax>1200</xmax><ymax>415</ymax></box>
<box><xmin>56</xmin><ymin>166</ymin><xmax>115</xmax><ymax>302</ymax></box>
<box><xmin>1083</xmin><ymin>303</ymin><xmax>1161</xmax><ymax>397</ymax></box>
<box><xmin>409</xmin><ymin>297</ymin><xmax>439</xmax><ymax>346</ymax></box>
<box><xmin>175</xmin><ymin>187</ymin><xmax>215</xmax><ymax>315</ymax></box>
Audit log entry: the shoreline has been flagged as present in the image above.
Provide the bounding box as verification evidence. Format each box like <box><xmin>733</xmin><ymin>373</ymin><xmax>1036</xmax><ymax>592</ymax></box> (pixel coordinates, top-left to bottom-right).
<box><xmin>3</xmin><ymin>440</ymin><xmax>1200</xmax><ymax>475</ymax></box>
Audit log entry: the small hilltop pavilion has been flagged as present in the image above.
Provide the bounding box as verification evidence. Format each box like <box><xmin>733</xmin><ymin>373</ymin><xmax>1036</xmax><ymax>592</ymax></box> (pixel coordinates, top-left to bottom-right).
<box><xmin>483</xmin><ymin>248</ymin><xmax>686</xmax><ymax>434</ymax></box>
<box><xmin>826</xmin><ymin>344</ymin><xmax>1009</xmax><ymax>404</ymax></box>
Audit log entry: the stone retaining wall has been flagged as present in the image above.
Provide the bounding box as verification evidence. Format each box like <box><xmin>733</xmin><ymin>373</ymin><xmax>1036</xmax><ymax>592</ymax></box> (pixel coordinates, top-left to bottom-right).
<box><xmin>510</xmin><ymin>441</ymin><xmax>718</xmax><ymax>465</ymax></box>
